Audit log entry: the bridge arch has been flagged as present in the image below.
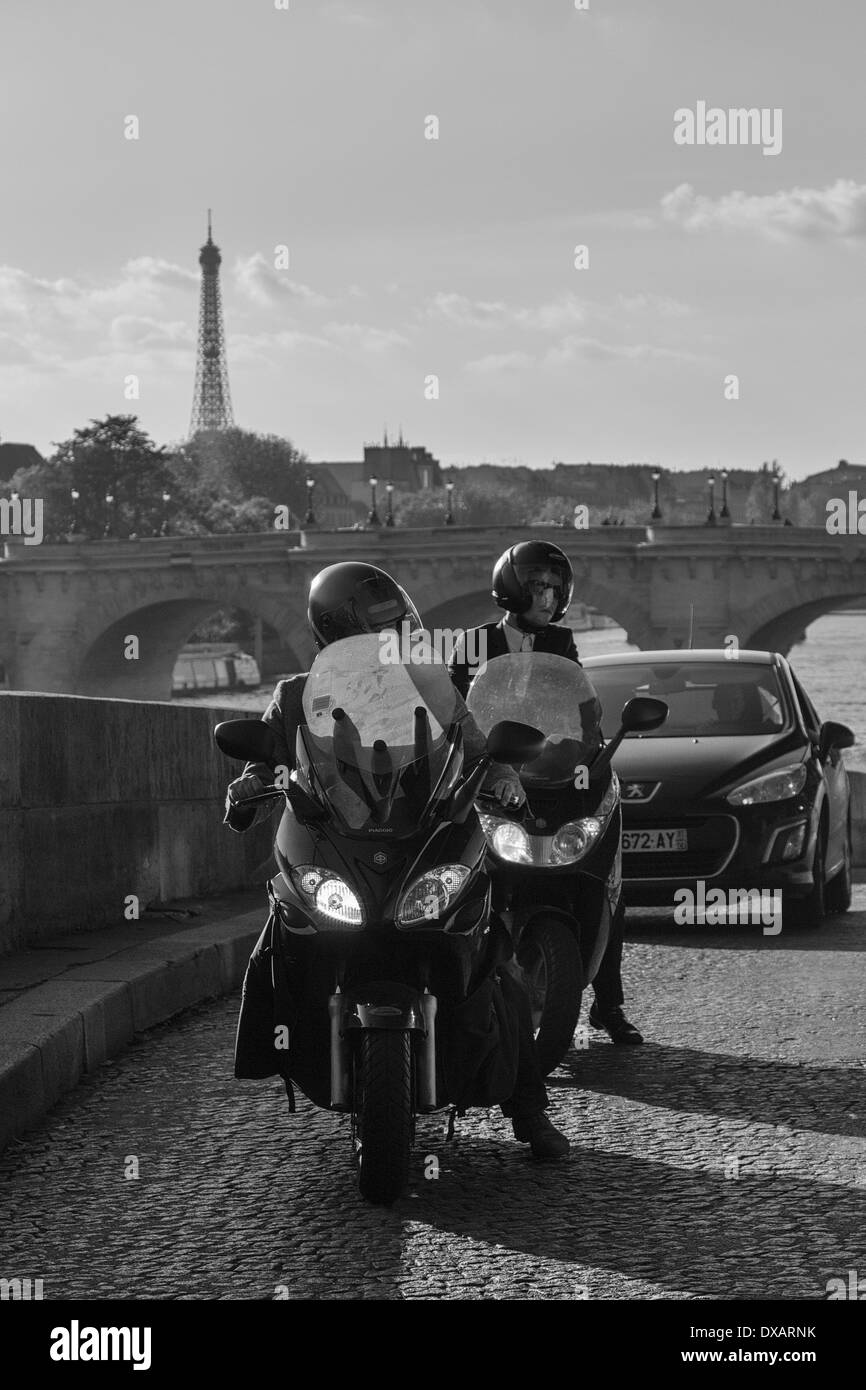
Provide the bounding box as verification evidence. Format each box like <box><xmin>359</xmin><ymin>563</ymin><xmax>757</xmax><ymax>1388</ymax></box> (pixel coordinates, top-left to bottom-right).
<box><xmin>745</xmin><ymin>590</ymin><xmax>866</xmax><ymax>656</ymax></box>
<box><xmin>74</xmin><ymin>586</ymin><xmax>312</xmax><ymax>700</ymax></box>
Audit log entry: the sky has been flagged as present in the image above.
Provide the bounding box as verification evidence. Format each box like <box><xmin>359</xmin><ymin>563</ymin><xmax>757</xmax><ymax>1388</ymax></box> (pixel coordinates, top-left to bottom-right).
<box><xmin>1</xmin><ymin>0</ymin><xmax>865</xmax><ymax>478</ymax></box>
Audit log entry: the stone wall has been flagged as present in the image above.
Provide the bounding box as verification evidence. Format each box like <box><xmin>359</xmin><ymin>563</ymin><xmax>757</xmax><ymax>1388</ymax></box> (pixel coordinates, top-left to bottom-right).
<box><xmin>0</xmin><ymin>693</ymin><xmax>275</xmax><ymax>953</ymax></box>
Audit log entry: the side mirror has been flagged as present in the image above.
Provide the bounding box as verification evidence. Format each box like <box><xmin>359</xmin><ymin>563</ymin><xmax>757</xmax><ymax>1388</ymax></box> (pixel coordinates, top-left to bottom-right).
<box><xmin>589</xmin><ymin>697</ymin><xmax>669</xmax><ymax>781</ymax></box>
<box><xmin>486</xmin><ymin>719</ymin><xmax>548</xmax><ymax>765</ymax></box>
<box><xmin>818</xmin><ymin>720</ymin><xmax>855</xmax><ymax>756</ymax></box>
<box><xmin>620</xmin><ymin>696</ymin><xmax>669</xmax><ymax>734</ymax></box>
<box><xmin>214</xmin><ymin>718</ymin><xmax>276</xmax><ymax>763</ymax></box>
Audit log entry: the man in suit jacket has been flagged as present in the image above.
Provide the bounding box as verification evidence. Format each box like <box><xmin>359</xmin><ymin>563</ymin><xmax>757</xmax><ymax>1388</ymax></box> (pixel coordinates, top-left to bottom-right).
<box><xmin>448</xmin><ymin>540</ymin><xmax>644</xmax><ymax>1046</ymax></box>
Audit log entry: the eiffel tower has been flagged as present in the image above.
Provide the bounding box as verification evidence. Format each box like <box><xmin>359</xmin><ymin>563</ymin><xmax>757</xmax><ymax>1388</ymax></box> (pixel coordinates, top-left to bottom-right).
<box><xmin>189</xmin><ymin>211</ymin><xmax>234</xmax><ymax>433</ymax></box>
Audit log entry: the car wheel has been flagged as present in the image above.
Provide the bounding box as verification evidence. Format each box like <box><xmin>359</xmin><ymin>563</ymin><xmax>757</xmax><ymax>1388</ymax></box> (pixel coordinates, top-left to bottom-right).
<box><xmin>825</xmin><ymin>821</ymin><xmax>853</xmax><ymax>916</ymax></box>
<box><xmin>789</xmin><ymin>828</ymin><xmax>826</xmax><ymax>931</ymax></box>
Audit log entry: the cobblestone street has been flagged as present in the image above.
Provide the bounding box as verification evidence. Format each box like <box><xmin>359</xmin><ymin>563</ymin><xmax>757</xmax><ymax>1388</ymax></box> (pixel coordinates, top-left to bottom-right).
<box><xmin>2</xmin><ymin>899</ymin><xmax>864</xmax><ymax>1302</ymax></box>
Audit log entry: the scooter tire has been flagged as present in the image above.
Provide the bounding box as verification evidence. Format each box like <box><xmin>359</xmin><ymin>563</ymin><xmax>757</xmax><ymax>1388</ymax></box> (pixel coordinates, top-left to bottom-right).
<box><xmin>518</xmin><ymin>917</ymin><xmax>584</xmax><ymax>1078</ymax></box>
<box><xmin>355</xmin><ymin>1030</ymin><xmax>413</xmax><ymax>1206</ymax></box>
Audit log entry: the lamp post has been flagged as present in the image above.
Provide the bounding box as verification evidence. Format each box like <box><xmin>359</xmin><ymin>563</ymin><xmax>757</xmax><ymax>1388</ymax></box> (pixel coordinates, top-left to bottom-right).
<box><xmin>720</xmin><ymin>469</ymin><xmax>730</xmax><ymax>520</ymax></box>
<box><xmin>705</xmin><ymin>475</ymin><xmax>717</xmax><ymax>526</ymax></box>
<box><xmin>385</xmin><ymin>482</ymin><xmax>395</xmax><ymax>527</ymax></box>
<box><xmin>69</xmin><ymin>488</ymin><xmax>80</xmax><ymax>537</ymax></box>
<box><xmin>651</xmin><ymin>469</ymin><xmax>662</xmax><ymax>521</ymax></box>
<box><xmin>368</xmin><ymin>475</ymin><xmax>381</xmax><ymax>527</ymax></box>
<box><xmin>160</xmin><ymin>490</ymin><xmax>171</xmax><ymax>537</ymax></box>
<box><xmin>771</xmin><ymin>462</ymin><xmax>781</xmax><ymax>522</ymax></box>
<box><xmin>445</xmin><ymin>477</ymin><xmax>455</xmax><ymax>525</ymax></box>
<box><xmin>304</xmin><ymin>474</ymin><xmax>316</xmax><ymax>526</ymax></box>
<box><xmin>103</xmin><ymin>492</ymin><xmax>115</xmax><ymax>539</ymax></box>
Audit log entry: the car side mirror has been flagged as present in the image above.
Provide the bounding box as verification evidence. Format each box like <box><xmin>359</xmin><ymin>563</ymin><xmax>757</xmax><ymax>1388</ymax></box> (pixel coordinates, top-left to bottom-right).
<box><xmin>620</xmin><ymin>696</ymin><xmax>669</xmax><ymax>734</ymax></box>
<box><xmin>214</xmin><ymin>718</ymin><xmax>276</xmax><ymax>763</ymax></box>
<box><xmin>486</xmin><ymin>719</ymin><xmax>548</xmax><ymax>765</ymax></box>
<box><xmin>818</xmin><ymin>720</ymin><xmax>855</xmax><ymax>757</ymax></box>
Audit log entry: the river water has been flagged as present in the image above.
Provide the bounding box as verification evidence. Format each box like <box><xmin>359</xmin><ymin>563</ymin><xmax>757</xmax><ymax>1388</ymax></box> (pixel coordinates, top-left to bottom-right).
<box><xmin>179</xmin><ymin>611</ymin><xmax>866</xmax><ymax>772</ymax></box>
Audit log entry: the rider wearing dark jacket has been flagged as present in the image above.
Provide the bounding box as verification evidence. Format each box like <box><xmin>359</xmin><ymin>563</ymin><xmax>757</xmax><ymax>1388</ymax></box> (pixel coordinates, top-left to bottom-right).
<box><xmin>448</xmin><ymin>540</ymin><xmax>644</xmax><ymax>1046</ymax></box>
<box><xmin>224</xmin><ymin>561</ymin><xmax>571</xmax><ymax>1159</ymax></box>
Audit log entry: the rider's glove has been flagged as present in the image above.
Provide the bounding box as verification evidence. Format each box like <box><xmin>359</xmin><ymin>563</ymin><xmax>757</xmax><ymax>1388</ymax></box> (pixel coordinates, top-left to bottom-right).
<box><xmin>227</xmin><ymin>773</ymin><xmax>267</xmax><ymax>804</ymax></box>
<box><xmin>224</xmin><ymin>773</ymin><xmax>268</xmax><ymax>833</ymax></box>
<box><xmin>487</xmin><ymin>775</ymin><xmax>526</xmax><ymax>809</ymax></box>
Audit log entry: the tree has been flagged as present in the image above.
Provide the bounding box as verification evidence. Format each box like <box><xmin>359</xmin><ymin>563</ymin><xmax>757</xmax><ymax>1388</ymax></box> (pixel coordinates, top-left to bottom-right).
<box><xmin>394</xmin><ymin>482</ymin><xmax>531</xmax><ymax>528</ymax></box>
<box><xmin>8</xmin><ymin>414</ymin><xmax>176</xmax><ymax>540</ymax></box>
<box><xmin>169</xmin><ymin>427</ymin><xmax>309</xmax><ymax>527</ymax></box>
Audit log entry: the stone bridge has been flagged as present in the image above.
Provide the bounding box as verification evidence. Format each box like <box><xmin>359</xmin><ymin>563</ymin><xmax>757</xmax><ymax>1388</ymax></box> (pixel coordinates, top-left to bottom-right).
<box><xmin>2</xmin><ymin>523</ymin><xmax>866</xmax><ymax>699</ymax></box>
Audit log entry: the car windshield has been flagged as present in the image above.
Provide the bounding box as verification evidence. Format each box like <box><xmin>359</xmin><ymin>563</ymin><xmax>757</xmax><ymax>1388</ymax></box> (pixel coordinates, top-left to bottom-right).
<box><xmin>466</xmin><ymin>652</ymin><xmax>602</xmax><ymax>786</ymax></box>
<box><xmin>587</xmin><ymin>661</ymin><xmax>789</xmax><ymax>738</ymax></box>
<box><xmin>298</xmin><ymin>633</ymin><xmax>462</xmax><ymax>834</ymax></box>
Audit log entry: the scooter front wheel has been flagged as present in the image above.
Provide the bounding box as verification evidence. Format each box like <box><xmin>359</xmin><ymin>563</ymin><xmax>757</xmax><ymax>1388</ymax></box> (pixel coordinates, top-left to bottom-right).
<box><xmin>354</xmin><ymin>1030</ymin><xmax>413</xmax><ymax>1206</ymax></box>
<box><xmin>518</xmin><ymin>917</ymin><xmax>584</xmax><ymax>1077</ymax></box>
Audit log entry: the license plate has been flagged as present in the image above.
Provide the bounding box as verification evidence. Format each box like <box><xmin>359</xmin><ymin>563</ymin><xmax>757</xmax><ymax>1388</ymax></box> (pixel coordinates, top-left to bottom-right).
<box><xmin>623</xmin><ymin>828</ymin><xmax>688</xmax><ymax>852</ymax></box>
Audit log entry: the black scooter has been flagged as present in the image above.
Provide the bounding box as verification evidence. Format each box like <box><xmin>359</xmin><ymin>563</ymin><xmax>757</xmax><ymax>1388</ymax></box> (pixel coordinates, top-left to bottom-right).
<box><xmin>215</xmin><ymin>635</ymin><xmax>545</xmax><ymax>1205</ymax></box>
<box><xmin>468</xmin><ymin>652</ymin><xmax>668</xmax><ymax>1075</ymax></box>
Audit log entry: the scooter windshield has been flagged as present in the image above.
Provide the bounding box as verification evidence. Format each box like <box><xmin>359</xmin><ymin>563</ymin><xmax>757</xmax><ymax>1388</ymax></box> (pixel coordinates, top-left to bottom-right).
<box><xmin>298</xmin><ymin>633</ymin><xmax>462</xmax><ymax>834</ymax></box>
<box><xmin>467</xmin><ymin>652</ymin><xmax>602</xmax><ymax>787</ymax></box>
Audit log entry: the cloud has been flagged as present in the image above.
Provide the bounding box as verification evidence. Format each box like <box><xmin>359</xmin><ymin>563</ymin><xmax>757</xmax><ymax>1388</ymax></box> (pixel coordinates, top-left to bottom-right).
<box><xmin>425</xmin><ymin>292</ymin><xmax>510</xmax><ymax>328</ymax></box>
<box><xmin>323</xmin><ymin>322</ymin><xmax>410</xmax><ymax>353</ymax></box>
<box><xmin>108</xmin><ymin>315</ymin><xmax>195</xmax><ymax>349</ymax></box>
<box><xmin>616</xmin><ymin>292</ymin><xmax>691</xmax><ymax>318</ymax></box>
<box><xmin>234</xmin><ymin>253</ymin><xmax>332</xmax><ymax>308</ymax></box>
<box><xmin>543</xmin><ymin>336</ymin><xmax>697</xmax><ymax>367</ymax></box>
<box><xmin>660</xmin><ymin>179</ymin><xmax>866</xmax><ymax>242</ymax></box>
<box><xmin>425</xmin><ymin>290</ymin><xmax>586</xmax><ymax>332</ymax></box>
<box><xmin>465</xmin><ymin>351</ymin><xmax>534</xmax><ymax>373</ymax></box>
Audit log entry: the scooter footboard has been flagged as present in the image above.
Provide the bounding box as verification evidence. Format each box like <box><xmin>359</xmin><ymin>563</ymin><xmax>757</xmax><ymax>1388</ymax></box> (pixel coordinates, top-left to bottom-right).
<box><xmin>329</xmin><ymin>982</ymin><xmax>438</xmax><ymax>1114</ymax></box>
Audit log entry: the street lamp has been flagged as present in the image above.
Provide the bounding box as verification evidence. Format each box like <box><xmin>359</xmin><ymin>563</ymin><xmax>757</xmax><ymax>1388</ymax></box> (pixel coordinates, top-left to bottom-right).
<box><xmin>304</xmin><ymin>474</ymin><xmax>317</xmax><ymax>526</ymax></box>
<box><xmin>69</xmin><ymin>488</ymin><xmax>80</xmax><ymax>537</ymax></box>
<box><xmin>705</xmin><ymin>475</ymin><xmax>717</xmax><ymax>526</ymax></box>
<box><xmin>651</xmin><ymin>469</ymin><xmax>662</xmax><ymax>521</ymax></box>
<box><xmin>160</xmin><ymin>490</ymin><xmax>171</xmax><ymax>537</ymax></box>
<box><xmin>771</xmin><ymin>462</ymin><xmax>781</xmax><ymax>522</ymax></box>
<box><xmin>445</xmin><ymin>477</ymin><xmax>455</xmax><ymax>525</ymax></box>
<box><xmin>720</xmin><ymin>469</ymin><xmax>730</xmax><ymax>520</ymax></box>
<box><xmin>368</xmin><ymin>475</ymin><xmax>381</xmax><ymax>527</ymax></box>
<box><xmin>385</xmin><ymin>481</ymin><xmax>395</xmax><ymax>527</ymax></box>
<box><xmin>103</xmin><ymin>492</ymin><xmax>115</xmax><ymax>539</ymax></box>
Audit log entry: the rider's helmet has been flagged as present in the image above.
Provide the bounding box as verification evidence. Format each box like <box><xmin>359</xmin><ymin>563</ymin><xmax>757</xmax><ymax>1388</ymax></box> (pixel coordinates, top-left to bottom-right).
<box><xmin>491</xmin><ymin>541</ymin><xmax>574</xmax><ymax>625</ymax></box>
<box><xmin>307</xmin><ymin>562</ymin><xmax>423</xmax><ymax>649</ymax></box>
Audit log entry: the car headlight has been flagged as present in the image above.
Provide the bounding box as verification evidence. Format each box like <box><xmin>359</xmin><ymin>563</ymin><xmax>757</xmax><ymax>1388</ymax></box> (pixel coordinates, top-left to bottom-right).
<box><xmin>290</xmin><ymin>865</ymin><xmax>364</xmax><ymax>926</ymax></box>
<box><xmin>726</xmin><ymin>763</ymin><xmax>808</xmax><ymax>806</ymax></box>
<box><xmin>478</xmin><ymin>814</ymin><xmax>533</xmax><ymax>864</ymax></box>
<box><xmin>397</xmin><ymin>865</ymin><xmax>471</xmax><ymax>925</ymax></box>
<box><xmin>597</xmin><ymin>771</ymin><xmax>619</xmax><ymax>819</ymax></box>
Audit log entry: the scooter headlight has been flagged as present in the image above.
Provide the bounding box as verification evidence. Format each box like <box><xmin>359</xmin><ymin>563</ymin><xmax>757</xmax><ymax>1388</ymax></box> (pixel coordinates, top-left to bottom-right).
<box><xmin>551</xmin><ymin>818</ymin><xmax>604</xmax><ymax>865</ymax></box>
<box><xmin>290</xmin><ymin>865</ymin><xmax>365</xmax><ymax>927</ymax></box>
<box><xmin>397</xmin><ymin>865</ymin><xmax>471</xmax><ymax>926</ymax></box>
<box><xmin>478</xmin><ymin>814</ymin><xmax>532</xmax><ymax>864</ymax></box>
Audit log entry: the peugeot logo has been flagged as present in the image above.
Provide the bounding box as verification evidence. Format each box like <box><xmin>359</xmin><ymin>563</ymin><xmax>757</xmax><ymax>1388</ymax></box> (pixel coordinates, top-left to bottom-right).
<box><xmin>373</xmin><ymin>851</ymin><xmax>388</xmax><ymax>866</ymax></box>
<box><xmin>623</xmin><ymin>781</ymin><xmax>660</xmax><ymax>802</ymax></box>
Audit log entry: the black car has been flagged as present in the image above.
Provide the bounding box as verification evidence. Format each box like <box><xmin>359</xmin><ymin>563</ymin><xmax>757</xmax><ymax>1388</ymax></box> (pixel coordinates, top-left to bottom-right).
<box><xmin>582</xmin><ymin>650</ymin><xmax>855</xmax><ymax>928</ymax></box>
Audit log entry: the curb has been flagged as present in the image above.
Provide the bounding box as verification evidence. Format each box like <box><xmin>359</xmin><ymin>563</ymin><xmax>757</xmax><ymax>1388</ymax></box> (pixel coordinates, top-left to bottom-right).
<box><xmin>0</xmin><ymin>907</ymin><xmax>264</xmax><ymax>1155</ymax></box>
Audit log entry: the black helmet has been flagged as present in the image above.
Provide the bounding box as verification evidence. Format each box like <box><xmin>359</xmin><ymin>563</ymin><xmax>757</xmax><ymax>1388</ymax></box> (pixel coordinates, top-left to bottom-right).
<box><xmin>307</xmin><ymin>562</ymin><xmax>422</xmax><ymax>649</ymax></box>
<box><xmin>492</xmin><ymin>541</ymin><xmax>574</xmax><ymax>624</ymax></box>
